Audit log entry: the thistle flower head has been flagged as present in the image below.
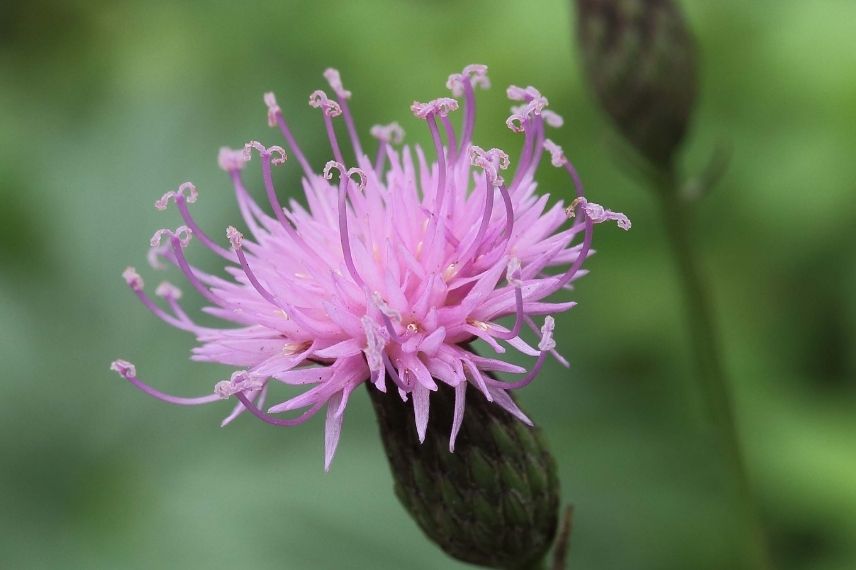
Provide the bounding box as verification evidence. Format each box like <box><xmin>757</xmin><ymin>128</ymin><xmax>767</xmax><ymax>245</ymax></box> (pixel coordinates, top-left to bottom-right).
<box><xmin>112</xmin><ymin>64</ymin><xmax>629</xmax><ymax>471</ymax></box>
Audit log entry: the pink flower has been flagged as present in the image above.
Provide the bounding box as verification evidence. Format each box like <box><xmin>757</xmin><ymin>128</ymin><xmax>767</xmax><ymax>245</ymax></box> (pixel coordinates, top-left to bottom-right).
<box><xmin>112</xmin><ymin>65</ymin><xmax>629</xmax><ymax>470</ymax></box>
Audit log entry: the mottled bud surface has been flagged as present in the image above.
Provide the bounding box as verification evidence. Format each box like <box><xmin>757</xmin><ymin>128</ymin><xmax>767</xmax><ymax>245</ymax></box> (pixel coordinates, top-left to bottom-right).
<box><xmin>576</xmin><ymin>0</ymin><xmax>698</xmax><ymax>168</ymax></box>
<box><xmin>370</xmin><ymin>380</ymin><xmax>560</xmax><ymax>569</ymax></box>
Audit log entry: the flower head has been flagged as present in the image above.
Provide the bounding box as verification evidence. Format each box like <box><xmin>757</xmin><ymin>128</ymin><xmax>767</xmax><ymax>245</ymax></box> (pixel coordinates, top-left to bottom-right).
<box><xmin>112</xmin><ymin>64</ymin><xmax>628</xmax><ymax>470</ymax></box>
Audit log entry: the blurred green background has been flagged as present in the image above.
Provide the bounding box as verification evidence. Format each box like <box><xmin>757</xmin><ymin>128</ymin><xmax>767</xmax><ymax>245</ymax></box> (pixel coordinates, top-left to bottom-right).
<box><xmin>1</xmin><ymin>0</ymin><xmax>854</xmax><ymax>568</ymax></box>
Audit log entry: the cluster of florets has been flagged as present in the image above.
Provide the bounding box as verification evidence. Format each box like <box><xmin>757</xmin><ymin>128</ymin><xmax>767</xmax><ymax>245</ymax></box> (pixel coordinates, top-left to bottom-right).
<box><xmin>112</xmin><ymin>64</ymin><xmax>629</xmax><ymax>469</ymax></box>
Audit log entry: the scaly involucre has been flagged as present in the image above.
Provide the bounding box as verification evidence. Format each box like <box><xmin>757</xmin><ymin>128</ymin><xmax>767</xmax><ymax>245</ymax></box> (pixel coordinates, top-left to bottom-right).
<box><xmin>112</xmin><ymin>64</ymin><xmax>629</xmax><ymax>469</ymax></box>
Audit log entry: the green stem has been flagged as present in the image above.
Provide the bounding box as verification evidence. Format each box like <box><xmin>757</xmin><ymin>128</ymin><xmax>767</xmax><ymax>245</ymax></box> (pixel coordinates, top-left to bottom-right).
<box><xmin>657</xmin><ymin>170</ymin><xmax>771</xmax><ymax>570</ymax></box>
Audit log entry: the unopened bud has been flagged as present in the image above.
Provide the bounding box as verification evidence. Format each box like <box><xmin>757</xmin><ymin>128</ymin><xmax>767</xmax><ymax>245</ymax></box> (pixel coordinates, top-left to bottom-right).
<box><xmin>369</xmin><ymin>380</ymin><xmax>560</xmax><ymax>568</ymax></box>
<box><xmin>575</xmin><ymin>0</ymin><xmax>698</xmax><ymax>169</ymax></box>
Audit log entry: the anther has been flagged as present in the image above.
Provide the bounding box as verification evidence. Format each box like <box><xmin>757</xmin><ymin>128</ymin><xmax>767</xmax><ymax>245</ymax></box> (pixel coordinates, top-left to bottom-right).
<box><xmin>372</xmin><ymin>291</ymin><xmax>401</xmax><ymax>322</ymax></box>
<box><xmin>243</xmin><ymin>141</ymin><xmax>288</xmax><ymax>165</ymax></box>
<box><xmin>543</xmin><ymin>139</ymin><xmax>567</xmax><ymax>167</ymax></box>
<box><xmin>263</xmin><ymin>92</ymin><xmax>281</xmax><ymax>127</ymax></box>
<box><xmin>538</xmin><ymin>316</ymin><xmax>556</xmax><ymax>352</ymax></box>
<box><xmin>470</xmin><ymin>145</ymin><xmax>507</xmax><ymax>186</ymax></box>
<box><xmin>323</xmin><ymin>161</ymin><xmax>367</xmax><ymax>190</ymax></box>
<box><xmin>226</xmin><ymin>226</ymin><xmax>244</xmax><ymax>249</ymax></box>
<box><xmin>154</xmin><ymin>182</ymin><xmax>198</xmax><ymax>211</ymax></box>
<box><xmin>218</xmin><ymin>147</ymin><xmax>249</xmax><ymax>172</ymax></box>
<box><xmin>370</xmin><ymin>122</ymin><xmax>405</xmax><ymax>144</ymax></box>
<box><xmin>155</xmin><ymin>281</ymin><xmax>182</xmax><ymax>300</ymax></box>
<box><xmin>566</xmin><ymin>198</ymin><xmax>631</xmax><ymax>231</ymax></box>
<box><xmin>308</xmin><ymin>90</ymin><xmax>342</xmax><ymax>117</ymax></box>
<box><xmin>122</xmin><ymin>267</ymin><xmax>144</xmax><ymax>291</ymax></box>
<box><xmin>110</xmin><ymin>359</ymin><xmax>136</xmax><ymax>379</ymax></box>
<box><xmin>323</xmin><ymin>68</ymin><xmax>352</xmax><ymax>100</ymax></box>
<box><xmin>410</xmin><ymin>98</ymin><xmax>459</xmax><ymax>119</ymax></box>
<box><xmin>542</xmin><ymin>109</ymin><xmax>564</xmax><ymax>128</ymax></box>
<box><xmin>446</xmin><ymin>64</ymin><xmax>490</xmax><ymax>97</ymax></box>
<box><xmin>150</xmin><ymin>226</ymin><xmax>192</xmax><ymax>249</ymax></box>
<box><xmin>215</xmin><ymin>370</ymin><xmax>264</xmax><ymax>399</ymax></box>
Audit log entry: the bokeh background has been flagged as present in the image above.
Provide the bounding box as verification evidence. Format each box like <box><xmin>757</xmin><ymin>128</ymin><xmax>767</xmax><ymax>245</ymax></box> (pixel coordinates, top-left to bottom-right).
<box><xmin>1</xmin><ymin>0</ymin><xmax>854</xmax><ymax>568</ymax></box>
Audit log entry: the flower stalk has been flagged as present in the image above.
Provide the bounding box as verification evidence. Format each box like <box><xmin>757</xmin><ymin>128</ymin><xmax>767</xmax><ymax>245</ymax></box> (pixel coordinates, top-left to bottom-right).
<box><xmin>657</xmin><ymin>170</ymin><xmax>771</xmax><ymax>570</ymax></box>
<box><xmin>574</xmin><ymin>0</ymin><xmax>772</xmax><ymax>566</ymax></box>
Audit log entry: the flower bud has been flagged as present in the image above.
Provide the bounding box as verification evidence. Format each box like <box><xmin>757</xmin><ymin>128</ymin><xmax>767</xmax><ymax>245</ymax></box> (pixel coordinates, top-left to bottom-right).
<box><xmin>575</xmin><ymin>0</ymin><xmax>698</xmax><ymax>169</ymax></box>
<box><xmin>369</xmin><ymin>381</ymin><xmax>560</xmax><ymax>568</ymax></box>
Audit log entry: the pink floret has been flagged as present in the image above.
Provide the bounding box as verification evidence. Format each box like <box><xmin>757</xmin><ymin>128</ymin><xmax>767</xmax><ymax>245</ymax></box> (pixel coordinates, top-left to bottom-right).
<box><xmin>112</xmin><ymin>64</ymin><xmax>629</xmax><ymax>470</ymax></box>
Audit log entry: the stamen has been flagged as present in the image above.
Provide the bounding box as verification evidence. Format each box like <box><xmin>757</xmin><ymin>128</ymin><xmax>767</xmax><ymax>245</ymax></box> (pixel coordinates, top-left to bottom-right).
<box><xmin>324</xmin><ymin>161</ymin><xmax>367</xmax><ymax>287</ymax></box>
<box><xmin>507</xmin><ymin>85</ymin><xmax>549</xmax><ymax>111</ymax></box>
<box><xmin>308</xmin><ymin>90</ymin><xmax>343</xmax><ymax>117</ymax></box>
<box><xmin>506</xmin><ymin>100</ymin><xmax>548</xmax><ymax>134</ymax></box>
<box><xmin>507</xmin><ymin>90</ymin><xmax>551</xmax><ymax>190</ymax></box>
<box><xmin>243</xmin><ymin>140</ymin><xmax>287</xmax><ymax>165</ymax></box>
<box><xmin>469</xmin><ymin>146</ymin><xmax>507</xmax><ymax>187</ymax></box>
<box><xmin>506</xmin><ymin>112</ymin><xmax>528</xmax><ymax>134</ymax></box>
<box><xmin>426</xmin><ymin>116</ymin><xmax>447</xmax><ymax>214</ymax></box>
<box><xmin>447</xmin><ymin>65</ymin><xmax>489</xmax><ymax>153</ymax></box>
<box><xmin>489</xmin><ymin>257</ymin><xmax>525</xmax><ymax>341</ymax></box>
<box><xmin>411</xmin><ymin>99</ymin><xmax>459</xmax><ymax>216</ymax></box>
<box><xmin>235</xmin><ymin>392</ymin><xmax>324</xmax><ymax>428</ymax></box>
<box><xmin>542</xmin><ymin>109</ymin><xmax>564</xmax><ymax>128</ymax></box>
<box><xmin>323</xmin><ymin>69</ymin><xmax>364</xmax><ymax>160</ymax></box>
<box><xmin>440</xmin><ymin>114</ymin><xmax>458</xmax><ymax>164</ymax></box>
<box><xmin>371</xmin><ymin>291</ymin><xmax>401</xmax><ymax>322</ymax></box>
<box><xmin>382</xmin><ymin>352</ymin><xmax>407</xmax><ymax>392</ymax></box>
<box><xmin>124</xmin><ymin>270</ymin><xmax>196</xmax><ymax>332</ymax></box>
<box><xmin>263</xmin><ymin>92</ymin><xmax>313</xmax><ymax>177</ymax></box>
<box><xmin>226</xmin><ymin>226</ymin><xmax>243</xmax><ymax>249</ymax></box>
<box><xmin>446</xmin><ymin>64</ymin><xmax>490</xmax><ymax>97</ymax></box>
<box><xmin>153</xmin><ymin>227</ymin><xmax>224</xmax><ymax>307</ymax></box>
<box><xmin>227</xmin><ymin>226</ymin><xmax>283</xmax><ymax>308</ymax></box>
<box><xmin>216</xmin><ymin>370</ymin><xmax>326</xmax><ymax>427</ymax></box>
<box><xmin>264</xmin><ymin>92</ymin><xmax>282</xmax><ymax>127</ymax></box>
<box><xmin>155</xmin><ymin>281</ymin><xmax>182</xmax><ymax>300</ymax></box>
<box><xmin>459</xmin><ymin>147</ymin><xmax>514</xmax><ymax>268</ymax></box>
<box><xmin>154</xmin><ymin>182</ymin><xmax>198</xmax><ymax>211</ymax></box>
<box><xmin>243</xmin><ymin>141</ymin><xmax>313</xmax><ymax>252</ymax></box>
<box><xmin>150</xmin><ymin>226</ymin><xmax>191</xmax><ymax>249</ymax></box>
<box><xmin>525</xmin><ymin>314</ymin><xmax>569</xmax><ymax>367</ymax></box>
<box><xmin>362</xmin><ymin>316</ymin><xmax>387</xmax><ymax>388</ymax></box>
<box><xmin>370</xmin><ymin>122</ymin><xmax>405</xmax><ymax>145</ymax></box>
<box><xmin>538</xmin><ymin>316</ymin><xmax>556</xmax><ymax>352</ymax></box>
<box><xmin>506</xmin><ymin>257</ymin><xmax>523</xmax><ymax>288</ymax></box>
<box><xmin>457</xmin><ymin>157</ymin><xmax>495</xmax><ymax>267</ymax></box>
<box><xmin>156</xmin><ymin>182</ymin><xmax>234</xmax><ymax>261</ymax></box>
<box><xmin>370</xmin><ymin>122</ymin><xmax>405</xmax><ymax>173</ymax></box>
<box><xmin>410</xmin><ymin>98</ymin><xmax>459</xmax><ymax>119</ymax></box>
<box><xmin>218</xmin><ymin>147</ymin><xmax>248</xmax><ymax>173</ymax></box>
<box><xmin>497</xmin><ymin>182</ymin><xmax>514</xmax><ymax>241</ymax></box>
<box><xmin>122</xmin><ymin>266</ymin><xmax>144</xmax><ymax>291</ymax></box>
<box><xmin>309</xmin><ymin>90</ymin><xmax>345</xmax><ymax>164</ymax></box>
<box><xmin>215</xmin><ymin>370</ymin><xmax>265</xmax><ymax>398</ymax></box>
<box><xmin>111</xmin><ymin>360</ymin><xmax>221</xmax><ymax>406</ymax></box>
<box><xmin>543</xmin><ymin>150</ymin><xmax>596</xmax><ymax>294</ymax></box>
<box><xmin>322</xmin><ymin>68</ymin><xmax>352</xmax><ymax>100</ymax></box>
<box><xmin>485</xmin><ymin>317</ymin><xmax>556</xmax><ymax>390</ymax></box>
<box><xmin>543</xmin><ymin>138</ymin><xmax>567</xmax><ymax>167</ymax></box>
<box><xmin>566</xmin><ymin>197</ymin><xmax>631</xmax><ymax>231</ymax></box>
